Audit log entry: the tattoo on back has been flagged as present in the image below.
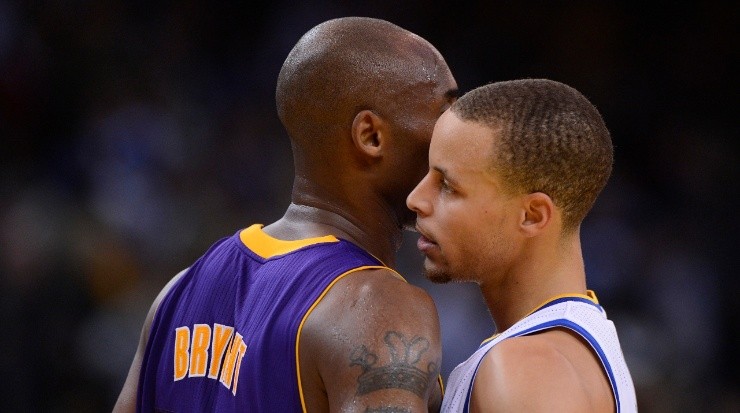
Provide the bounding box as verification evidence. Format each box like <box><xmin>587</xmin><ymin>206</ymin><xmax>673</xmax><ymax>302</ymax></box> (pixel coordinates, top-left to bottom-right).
<box><xmin>350</xmin><ymin>331</ymin><xmax>438</xmax><ymax>398</ymax></box>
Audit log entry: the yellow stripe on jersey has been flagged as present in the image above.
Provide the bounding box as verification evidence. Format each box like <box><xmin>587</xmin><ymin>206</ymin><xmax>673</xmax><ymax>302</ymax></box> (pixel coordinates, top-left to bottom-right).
<box><xmin>479</xmin><ymin>290</ymin><xmax>600</xmax><ymax>345</ymax></box>
<box><xmin>480</xmin><ymin>333</ymin><xmax>502</xmax><ymax>346</ymax></box>
<box><xmin>295</xmin><ymin>265</ymin><xmax>391</xmax><ymax>412</ymax></box>
<box><xmin>239</xmin><ymin>224</ymin><xmax>339</xmax><ymax>259</ymax></box>
<box><xmin>525</xmin><ymin>290</ymin><xmax>600</xmax><ymax>318</ymax></box>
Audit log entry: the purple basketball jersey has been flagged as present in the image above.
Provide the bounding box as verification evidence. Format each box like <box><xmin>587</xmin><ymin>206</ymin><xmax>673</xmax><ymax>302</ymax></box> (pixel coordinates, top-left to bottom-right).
<box><xmin>137</xmin><ymin>224</ymin><xmax>386</xmax><ymax>412</ymax></box>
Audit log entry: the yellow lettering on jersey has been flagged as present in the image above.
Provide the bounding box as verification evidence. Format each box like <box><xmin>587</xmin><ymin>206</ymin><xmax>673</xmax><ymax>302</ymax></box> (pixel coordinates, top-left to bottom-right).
<box><xmin>174</xmin><ymin>326</ymin><xmax>190</xmax><ymax>381</ymax></box>
<box><xmin>231</xmin><ymin>342</ymin><xmax>248</xmax><ymax>395</ymax></box>
<box><xmin>208</xmin><ymin>324</ymin><xmax>235</xmax><ymax>379</ymax></box>
<box><xmin>173</xmin><ymin>322</ymin><xmax>247</xmax><ymax>395</ymax></box>
<box><xmin>220</xmin><ymin>332</ymin><xmax>247</xmax><ymax>391</ymax></box>
<box><xmin>189</xmin><ymin>324</ymin><xmax>211</xmax><ymax>377</ymax></box>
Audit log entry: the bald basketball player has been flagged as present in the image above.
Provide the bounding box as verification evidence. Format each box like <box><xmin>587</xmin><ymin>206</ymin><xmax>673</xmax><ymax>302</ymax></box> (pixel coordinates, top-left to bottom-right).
<box><xmin>112</xmin><ymin>17</ymin><xmax>458</xmax><ymax>413</ymax></box>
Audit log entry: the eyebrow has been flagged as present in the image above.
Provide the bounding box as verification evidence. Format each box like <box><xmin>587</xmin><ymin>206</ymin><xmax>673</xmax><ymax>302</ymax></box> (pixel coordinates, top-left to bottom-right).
<box><xmin>432</xmin><ymin>165</ymin><xmax>461</xmax><ymax>187</ymax></box>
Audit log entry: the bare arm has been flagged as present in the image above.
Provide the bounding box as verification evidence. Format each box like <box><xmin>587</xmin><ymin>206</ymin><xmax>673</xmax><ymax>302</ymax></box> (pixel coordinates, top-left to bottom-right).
<box><xmin>299</xmin><ymin>268</ymin><xmax>443</xmax><ymax>412</ymax></box>
<box><xmin>112</xmin><ymin>268</ymin><xmax>189</xmax><ymax>413</ymax></box>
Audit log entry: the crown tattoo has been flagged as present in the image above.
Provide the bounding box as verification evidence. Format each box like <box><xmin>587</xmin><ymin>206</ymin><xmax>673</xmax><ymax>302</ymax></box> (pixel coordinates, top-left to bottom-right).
<box><xmin>350</xmin><ymin>331</ymin><xmax>437</xmax><ymax>397</ymax></box>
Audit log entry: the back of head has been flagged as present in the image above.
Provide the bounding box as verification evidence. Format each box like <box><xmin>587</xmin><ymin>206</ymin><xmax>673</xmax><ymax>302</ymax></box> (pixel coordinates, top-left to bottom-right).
<box><xmin>275</xmin><ymin>17</ymin><xmax>446</xmax><ymax>165</ymax></box>
<box><xmin>451</xmin><ymin>79</ymin><xmax>613</xmax><ymax>232</ymax></box>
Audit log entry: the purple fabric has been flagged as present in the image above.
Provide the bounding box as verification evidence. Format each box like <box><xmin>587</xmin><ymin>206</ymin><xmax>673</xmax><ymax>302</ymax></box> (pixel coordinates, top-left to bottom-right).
<box><xmin>137</xmin><ymin>230</ymin><xmax>382</xmax><ymax>412</ymax></box>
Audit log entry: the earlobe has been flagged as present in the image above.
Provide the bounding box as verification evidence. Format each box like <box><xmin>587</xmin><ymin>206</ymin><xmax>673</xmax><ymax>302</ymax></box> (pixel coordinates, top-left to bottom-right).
<box><xmin>520</xmin><ymin>192</ymin><xmax>554</xmax><ymax>236</ymax></box>
<box><xmin>351</xmin><ymin>110</ymin><xmax>384</xmax><ymax>159</ymax></box>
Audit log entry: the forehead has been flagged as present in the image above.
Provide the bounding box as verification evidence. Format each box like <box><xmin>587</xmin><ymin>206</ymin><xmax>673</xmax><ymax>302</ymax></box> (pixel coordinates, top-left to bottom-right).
<box><xmin>430</xmin><ymin>111</ymin><xmax>494</xmax><ymax>169</ymax></box>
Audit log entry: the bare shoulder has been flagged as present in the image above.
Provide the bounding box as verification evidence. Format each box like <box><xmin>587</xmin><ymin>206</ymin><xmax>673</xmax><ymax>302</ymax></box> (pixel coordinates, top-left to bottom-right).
<box><xmin>312</xmin><ymin>267</ymin><xmax>440</xmax><ymax>335</ymax></box>
<box><xmin>327</xmin><ymin>268</ymin><xmax>441</xmax><ymax>354</ymax></box>
<box><xmin>343</xmin><ymin>267</ymin><xmax>439</xmax><ymax>312</ymax></box>
<box><xmin>300</xmin><ymin>267</ymin><xmax>442</xmax><ymax>412</ymax></box>
<box><xmin>471</xmin><ymin>330</ymin><xmax>609</xmax><ymax>413</ymax></box>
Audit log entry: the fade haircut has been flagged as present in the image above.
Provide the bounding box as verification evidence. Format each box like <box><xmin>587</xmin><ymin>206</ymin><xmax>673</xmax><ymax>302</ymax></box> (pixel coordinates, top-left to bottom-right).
<box><xmin>451</xmin><ymin>79</ymin><xmax>613</xmax><ymax>232</ymax></box>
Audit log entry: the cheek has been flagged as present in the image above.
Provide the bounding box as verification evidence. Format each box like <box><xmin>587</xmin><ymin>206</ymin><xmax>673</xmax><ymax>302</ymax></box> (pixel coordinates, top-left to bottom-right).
<box><xmin>479</xmin><ymin>212</ymin><xmax>521</xmax><ymax>264</ymax></box>
<box><xmin>438</xmin><ymin>208</ymin><xmax>480</xmax><ymax>255</ymax></box>
<box><xmin>398</xmin><ymin>157</ymin><xmax>429</xmax><ymax>202</ymax></box>
<box><xmin>393</xmin><ymin>127</ymin><xmax>433</xmax><ymax>182</ymax></box>
<box><xmin>403</xmin><ymin>117</ymin><xmax>435</xmax><ymax>155</ymax></box>
<box><xmin>410</xmin><ymin>143</ymin><xmax>431</xmax><ymax>177</ymax></box>
<box><xmin>451</xmin><ymin>208</ymin><xmax>505</xmax><ymax>254</ymax></box>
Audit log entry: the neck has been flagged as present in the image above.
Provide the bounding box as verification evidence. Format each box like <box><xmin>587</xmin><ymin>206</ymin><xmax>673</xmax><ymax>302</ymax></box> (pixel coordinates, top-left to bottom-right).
<box><xmin>263</xmin><ymin>175</ymin><xmax>403</xmax><ymax>266</ymax></box>
<box><xmin>481</xmin><ymin>233</ymin><xmax>587</xmax><ymax>332</ymax></box>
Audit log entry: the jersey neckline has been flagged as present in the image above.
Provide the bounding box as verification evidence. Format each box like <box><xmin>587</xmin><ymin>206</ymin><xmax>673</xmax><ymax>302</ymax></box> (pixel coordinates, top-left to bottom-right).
<box><xmin>480</xmin><ymin>291</ymin><xmax>601</xmax><ymax>346</ymax></box>
<box><xmin>239</xmin><ymin>224</ymin><xmax>339</xmax><ymax>259</ymax></box>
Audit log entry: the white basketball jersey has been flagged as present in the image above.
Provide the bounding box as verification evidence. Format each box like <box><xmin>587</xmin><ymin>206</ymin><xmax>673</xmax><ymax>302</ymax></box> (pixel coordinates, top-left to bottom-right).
<box><xmin>441</xmin><ymin>293</ymin><xmax>637</xmax><ymax>412</ymax></box>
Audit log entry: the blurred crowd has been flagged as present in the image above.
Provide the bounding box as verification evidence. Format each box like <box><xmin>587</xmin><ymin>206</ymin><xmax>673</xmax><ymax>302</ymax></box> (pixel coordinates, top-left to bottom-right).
<box><xmin>0</xmin><ymin>1</ymin><xmax>736</xmax><ymax>412</ymax></box>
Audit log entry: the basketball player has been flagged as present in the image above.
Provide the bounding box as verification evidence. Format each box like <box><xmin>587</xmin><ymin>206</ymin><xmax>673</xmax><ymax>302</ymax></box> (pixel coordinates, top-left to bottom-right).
<box><xmin>113</xmin><ymin>17</ymin><xmax>458</xmax><ymax>412</ymax></box>
<box><xmin>407</xmin><ymin>79</ymin><xmax>637</xmax><ymax>412</ymax></box>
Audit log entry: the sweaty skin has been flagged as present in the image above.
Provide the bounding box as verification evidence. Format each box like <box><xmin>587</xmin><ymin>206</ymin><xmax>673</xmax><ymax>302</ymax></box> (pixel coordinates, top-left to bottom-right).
<box><xmin>113</xmin><ymin>17</ymin><xmax>457</xmax><ymax>413</ymax></box>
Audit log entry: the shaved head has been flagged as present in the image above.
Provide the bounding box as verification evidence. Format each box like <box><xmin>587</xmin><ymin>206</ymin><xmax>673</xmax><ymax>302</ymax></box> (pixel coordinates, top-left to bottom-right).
<box><xmin>275</xmin><ymin>17</ymin><xmax>457</xmax><ymax>231</ymax></box>
<box><xmin>276</xmin><ymin>17</ymin><xmax>448</xmax><ymax>155</ymax></box>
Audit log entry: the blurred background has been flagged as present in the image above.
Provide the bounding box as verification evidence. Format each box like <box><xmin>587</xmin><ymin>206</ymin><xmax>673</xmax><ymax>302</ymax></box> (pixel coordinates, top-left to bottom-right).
<box><xmin>0</xmin><ymin>1</ymin><xmax>736</xmax><ymax>411</ymax></box>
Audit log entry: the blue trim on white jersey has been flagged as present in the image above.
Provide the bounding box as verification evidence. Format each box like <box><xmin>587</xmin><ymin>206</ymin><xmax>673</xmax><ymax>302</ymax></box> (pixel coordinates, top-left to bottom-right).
<box><xmin>507</xmin><ymin>319</ymin><xmax>620</xmax><ymax>413</ymax></box>
<box><xmin>462</xmin><ymin>313</ymin><xmax>620</xmax><ymax>412</ymax></box>
<box><xmin>462</xmin><ymin>361</ymin><xmax>476</xmax><ymax>413</ymax></box>
<box><xmin>460</xmin><ymin>296</ymin><xmax>620</xmax><ymax>413</ymax></box>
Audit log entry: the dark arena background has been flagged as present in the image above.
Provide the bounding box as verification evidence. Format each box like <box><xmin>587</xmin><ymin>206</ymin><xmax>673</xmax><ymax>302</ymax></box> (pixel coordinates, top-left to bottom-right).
<box><xmin>0</xmin><ymin>1</ymin><xmax>736</xmax><ymax>411</ymax></box>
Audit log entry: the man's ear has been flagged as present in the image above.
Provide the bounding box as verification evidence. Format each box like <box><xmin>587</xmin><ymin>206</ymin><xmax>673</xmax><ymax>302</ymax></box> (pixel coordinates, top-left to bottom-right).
<box><xmin>351</xmin><ymin>110</ymin><xmax>385</xmax><ymax>160</ymax></box>
<box><xmin>520</xmin><ymin>192</ymin><xmax>554</xmax><ymax>237</ymax></box>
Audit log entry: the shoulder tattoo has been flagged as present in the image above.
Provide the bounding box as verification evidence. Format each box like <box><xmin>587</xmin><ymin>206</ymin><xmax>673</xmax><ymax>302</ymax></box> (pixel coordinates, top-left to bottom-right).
<box><xmin>350</xmin><ymin>331</ymin><xmax>439</xmax><ymax>398</ymax></box>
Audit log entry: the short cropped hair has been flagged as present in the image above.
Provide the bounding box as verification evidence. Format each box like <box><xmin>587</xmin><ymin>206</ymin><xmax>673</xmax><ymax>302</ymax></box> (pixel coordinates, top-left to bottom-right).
<box><xmin>451</xmin><ymin>79</ymin><xmax>613</xmax><ymax>232</ymax></box>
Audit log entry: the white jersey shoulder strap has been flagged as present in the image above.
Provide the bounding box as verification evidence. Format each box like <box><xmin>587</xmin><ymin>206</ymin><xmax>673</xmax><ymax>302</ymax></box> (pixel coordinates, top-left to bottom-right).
<box><xmin>441</xmin><ymin>295</ymin><xmax>637</xmax><ymax>413</ymax></box>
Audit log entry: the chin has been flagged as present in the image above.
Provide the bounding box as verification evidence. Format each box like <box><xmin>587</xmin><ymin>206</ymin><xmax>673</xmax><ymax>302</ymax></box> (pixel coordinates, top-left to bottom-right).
<box><xmin>423</xmin><ymin>267</ymin><xmax>453</xmax><ymax>284</ymax></box>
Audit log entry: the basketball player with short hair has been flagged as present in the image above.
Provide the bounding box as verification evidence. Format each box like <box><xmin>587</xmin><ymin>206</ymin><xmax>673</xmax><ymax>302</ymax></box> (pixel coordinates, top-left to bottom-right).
<box><xmin>113</xmin><ymin>17</ymin><xmax>458</xmax><ymax>412</ymax></box>
<box><xmin>407</xmin><ymin>79</ymin><xmax>637</xmax><ymax>412</ymax></box>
